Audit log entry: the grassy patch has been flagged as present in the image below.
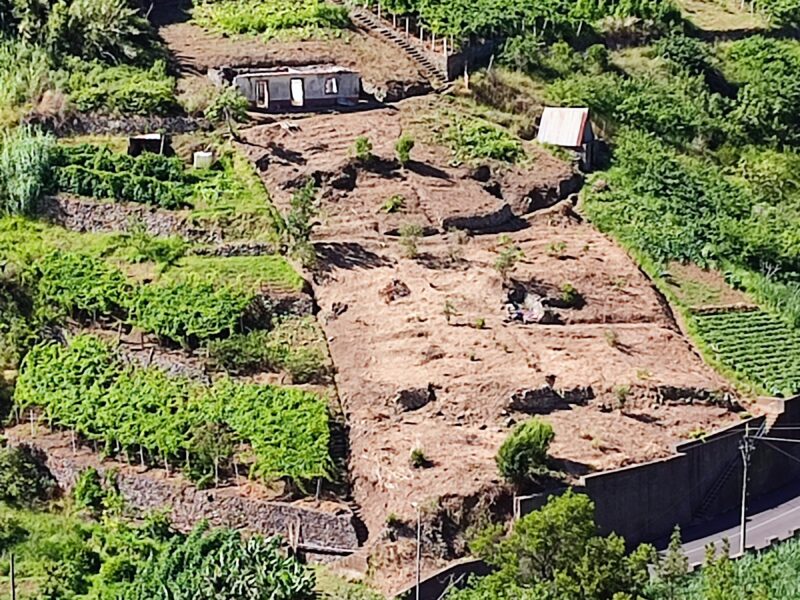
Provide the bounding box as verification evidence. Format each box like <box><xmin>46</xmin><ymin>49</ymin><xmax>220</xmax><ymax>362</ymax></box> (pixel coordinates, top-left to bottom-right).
<box><xmin>170</xmin><ymin>255</ymin><xmax>304</xmax><ymax>293</ymax></box>
<box><xmin>206</xmin><ymin>316</ymin><xmax>332</xmax><ymax>383</ymax></box>
<box><xmin>192</xmin><ymin>0</ymin><xmax>350</xmax><ymax>40</ymax></box>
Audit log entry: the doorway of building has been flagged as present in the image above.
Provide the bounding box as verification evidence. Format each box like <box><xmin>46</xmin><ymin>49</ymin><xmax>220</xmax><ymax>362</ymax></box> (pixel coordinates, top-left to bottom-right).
<box><xmin>290</xmin><ymin>78</ymin><xmax>304</xmax><ymax>107</ymax></box>
<box><xmin>256</xmin><ymin>81</ymin><xmax>270</xmax><ymax>109</ymax></box>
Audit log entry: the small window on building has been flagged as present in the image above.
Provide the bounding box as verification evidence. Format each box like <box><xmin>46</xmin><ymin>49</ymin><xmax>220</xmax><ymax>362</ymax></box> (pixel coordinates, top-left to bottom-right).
<box><xmin>324</xmin><ymin>77</ymin><xmax>339</xmax><ymax>95</ymax></box>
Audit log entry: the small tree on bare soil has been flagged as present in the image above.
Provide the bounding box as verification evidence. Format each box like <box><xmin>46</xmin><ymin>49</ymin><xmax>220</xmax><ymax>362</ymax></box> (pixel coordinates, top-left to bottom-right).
<box><xmin>395</xmin><ymin>133</ymin><xmax>415</xmax><ymax>167</ymax></box>
<box><xmin>496</xmin><ymin>418</ymin><xmax>554</xmax><ymax>484</ymax></box>
<box><xmin>398</xmin><ymin>223</ymin><xmax>423</xmax><ymax>258</ymax></box>
<box><xmin>282</xmin><ymin>179</ymin><xmax>319</xmax><ymax>268</ymax></box>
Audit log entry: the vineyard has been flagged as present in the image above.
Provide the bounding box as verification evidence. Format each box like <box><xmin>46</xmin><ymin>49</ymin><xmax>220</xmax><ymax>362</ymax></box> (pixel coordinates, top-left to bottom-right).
<box><xmin>14</xmin><ymin>335</ymin><xmax>332</xmax><ymax>486</ymax></box>
<box><xmin>692</xmin><ymin>309</ymin><xmax>800</xmax><ymax>397</ymax></box>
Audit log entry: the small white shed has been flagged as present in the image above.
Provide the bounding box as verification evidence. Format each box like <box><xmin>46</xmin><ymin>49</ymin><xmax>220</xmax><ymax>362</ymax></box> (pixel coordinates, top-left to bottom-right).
<box><xmin>537</xmin><ymin>107</ymin><xmax>597</xmax><ymax>170</ymax></box>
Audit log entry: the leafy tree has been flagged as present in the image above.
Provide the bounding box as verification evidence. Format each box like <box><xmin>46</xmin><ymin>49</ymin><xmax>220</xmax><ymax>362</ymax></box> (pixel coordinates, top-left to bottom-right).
<box><xmin>452</xmin><ymin>490</ymin><xmax>655</xmax><ymax>599</ymax></box>
<box><xmin>653</xmin><ymin>525</ymin><xmax>689</xmax><ymax>599</ymax></box>
<box><xmin>702</xmin><ymin>539</ymin><xmax>737</xmax><ymax>600</ymax></box>
<box><xmin>496</xmin><ymin>418</ymin><xmax>554</xmax><ymax>484</ymax></box>
<box><xmin>0</xmin><ymin>444</ymin><xmax>56</xmax><ymax>507</ymax></box>
<box><xmin>281</xmin><ymin>179</ymin><xmax>319</xmax><ymax>267</ymax></box>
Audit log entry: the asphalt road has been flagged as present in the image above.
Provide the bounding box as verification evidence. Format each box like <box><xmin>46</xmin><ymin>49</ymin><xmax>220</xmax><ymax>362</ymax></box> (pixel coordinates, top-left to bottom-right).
<box><xmin>660</xmin><ymin>478</ymin><xmax>800</xmax><ymax>566</ymax></box>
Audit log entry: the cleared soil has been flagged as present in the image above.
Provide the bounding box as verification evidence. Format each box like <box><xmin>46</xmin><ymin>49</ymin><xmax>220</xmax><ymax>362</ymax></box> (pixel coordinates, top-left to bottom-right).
<box><xmin>236</xmin><ymin>101</ymin><xmax>746</xmax><ymax>583</ymax></box>
<box><xmin>237</xmin><ymin>100</ymin><xmax>574</xmax><ymax>240</ymax></box>
<box><xmin>158</xmin><ymin>17</ymin><xmax>425</xmax><ymax>85</ymax></box>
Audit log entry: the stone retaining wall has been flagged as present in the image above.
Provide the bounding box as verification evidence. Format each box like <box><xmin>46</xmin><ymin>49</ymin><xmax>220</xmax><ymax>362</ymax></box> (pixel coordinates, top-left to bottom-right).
<box><xmin>37</xmin><ymin>195</ymin><xmax>223</xmax><ymax>243</ymax></box>
<box><xmin>6</xmin><ymin>430</ymin><xmax>360</xmax><ymax>553</ymax></box>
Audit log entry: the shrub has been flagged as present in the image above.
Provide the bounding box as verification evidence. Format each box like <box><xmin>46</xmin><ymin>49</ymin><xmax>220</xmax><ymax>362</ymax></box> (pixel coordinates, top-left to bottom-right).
<box><xmin>353</xmin><ymin>136</ymin><xmax>373</xmax><ymax>162</ymax></box>
<box><xmin>127</xmin><ymin>525</ymin><xmax>316</xmax><ymax>599</ymax></box>
<box><xmin>0</xmin><ymin>126</ymin><xmax>55</xmax><ymax>217</ymax></box>
<box><xmin>65</xmin><ymin>59</ymin><xmax>178</xmax><ymax>116</ymax></box>
<box><xmin>0</xmin><ymin>445</ymin><xmax>56</xmax><ymax>507</ymax></box>
<box><xmin>560</xmin><ymin>282</ymin><xmax>582</xmax><ymax>307</ymax></box>
<box><xmin>121</xmin><ymin>226</ymin><xmax>187</xmax><ymax>269</ymax></box>
<box><xmin>398</xmin><ymin>223</ymin><xmax>423</xmax><ymax>258</ymax></box>
<box><xmin>494</xmin><ymin>240</ymin><xmax>524</xmax><ymax>279</ymax></box>
<box><xmin>409</xmin><ymin>447</ymin><xmax>430</xmax><ymax>469</ymax></box>
<box><xmin>205</xmin><ymin>318</ymin><xmax>331</xmax><ymax>383</ymax></box>
<box><xmin>73</xmin><ymin>467</ymin><xmax>105</xmax><ymax>513</ymax></box>
<box><xmin>496</xmin><ymin>418</ymin><xmax>554</xmax><ymax>483</ymax></box>
<box><xmin>395</xmin><ymin>134</ymin><xmax>415</xmax><ymax>166</ymax></box>
<box><xmin>382</xmin><ymin>194</ymin><xmax>406</xmax><ymax>213</ymax></box>
<box><xmin>206</xmin><ymin>86</ymin><xmax>250</xmax><ymax>124</ymax></box>
<box><xmin>586</xmin><ymin>44</ymin><xmax>610</xmax><ymax>74</ymax></box>
<box><xmin>654</xmin><ymin>33</ymin><xmax>713</xmax><ymax>76</ymax></box>
<box><xmin>445</xmin><ymin>118</ymin><xmax>524</xmax><ymax>163</ymax></box>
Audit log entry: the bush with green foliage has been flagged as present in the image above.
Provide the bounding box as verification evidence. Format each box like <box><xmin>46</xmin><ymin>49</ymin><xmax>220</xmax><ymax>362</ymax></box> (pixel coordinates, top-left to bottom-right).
<box><xmin>0</xmin><ymin>505</ymin><xmax>316</xmax><ymax>600</ymax></box>
<box><xmin>65</xmin><ymin>59</ymin><xmax>178</xmax><ymax>116</ymax></box>
<box><xmin>496</xmin><ymin>418</ymin><xmax>554</xmax><ymax>483</ymax></box>
<box><xmin>0</xmin><ymin>0</ymin><xmax>177</xmax><ymax>118</ymax></box>
<box><xmin>72</xmin><ymin>467</ymin><xmax>106</xmax><ymax>513</ymax></box>
<box><xmin>0</xmin><ymin>445</ymin><xmax>56</xmax><ymax>507</ymax></box>
<box><xmin>445</xmin><ymin>118</ymin><xmax>524</xmax><ymax>163</ymax></box>
<box><xmin>453</xmin><ymin>490</ymin><xmax>655</xmax><ymax>599</ymax></box>
<box><xmin>374</xmin><ymin>0</ymin><xmax>679</xmax><ymax>43</ymax></box>
<box><xmin>52</xmin><ymin>143</ymin><xmax>192</xmax><ymax>209</ymax></box>
<box><xmin>15</xmin><ymin>334</ymin><xmax>332</xmax><ymax>486</ymax></box>
<box><xmin>192</xmin><ymin>0</ymin><xmax>350</xmax><ymax>39</ymax></box>
<box><xmin>353</xmin><ymin>136</ymin><xmax>374</xmax><ymax>162</ymax></box>
<box><xmin>395</xmin><ymin>133</ymin><xmax>415</xmax><ymax>166</ymax></box>
<box><xmin>127</xmin><ymin>276</ymin><xmax>252</xmax><ymax>347</ymax></box>
<box><xmin>206</xmin><ymin>85</ymin><xmax>250</xmax><ymax>124</ymax></box>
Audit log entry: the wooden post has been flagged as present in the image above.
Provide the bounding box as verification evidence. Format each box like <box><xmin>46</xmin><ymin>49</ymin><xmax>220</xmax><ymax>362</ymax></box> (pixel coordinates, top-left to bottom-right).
<box><xmin>29</xmin><ymin>410</ymin><xmax>34</xmax><ymax>436</ymax></box>
<box><xmin>316</xmin><ymin>478</ymin><xmax>322</xmax><ymax>500</ymax></box>
<box><xmin>405</xmin><ymin>17</ymin><xmax>409</xmax><ymax>38</ymax></box>
<box><xmin>432</xmin><ymin>31</ymin><xmax>436</xmax><ymax>51</ymax></box>
<box><xmin>10</xmin><ymin>553</ymin><xmax>16</xmax><ymax>600</ymax></box>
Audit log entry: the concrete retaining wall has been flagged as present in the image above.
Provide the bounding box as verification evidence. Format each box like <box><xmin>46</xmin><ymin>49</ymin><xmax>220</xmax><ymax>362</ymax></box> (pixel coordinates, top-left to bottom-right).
<box><xmin>572</xmin><ymin>397</ymin><xmax>800</xmax><ymax>547</ymax></box>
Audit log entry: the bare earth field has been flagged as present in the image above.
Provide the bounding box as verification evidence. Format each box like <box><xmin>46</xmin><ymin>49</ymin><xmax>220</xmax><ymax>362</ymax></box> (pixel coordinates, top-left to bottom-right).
<box><xmin>158</xmin><ymin>19</ymin><xmax>425</xmax><ymax>85</ymax></box>
<box><xmin>236</xmin><ymin>103</ymin><xmax>743</xmax><ymax>585</ymax></box>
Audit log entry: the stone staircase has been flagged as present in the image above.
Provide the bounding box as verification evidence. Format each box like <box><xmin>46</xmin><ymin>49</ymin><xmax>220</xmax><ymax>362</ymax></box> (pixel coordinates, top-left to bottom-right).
<box><xmin>332</xmin><ymin>0</ymin><xmax>449</xmax><ymax>88</ymax></box>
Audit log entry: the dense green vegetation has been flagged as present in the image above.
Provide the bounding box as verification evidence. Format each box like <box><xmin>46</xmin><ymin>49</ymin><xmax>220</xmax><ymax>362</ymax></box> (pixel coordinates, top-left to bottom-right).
<box><xmin>0</xmin><ymin>0</ymin><xmax>177</xmax><ymax>124</ymax></box>
<box><xmin>692</xmin><ymin>309</ymin><xmax>800</xmax><ymax>396</ymax></box>
<box><xmin>451</xmin><ymin>490</ymin><xmax>656</xmax><ymax>599</ymax></box>
<box><xmin>445</xmin><ymin>116</ymin><xmax>525</xmax><ymax>163</ymax></box>
<box><xmin>14</xmin><ymin>334</ymin><xmax>332</xmax><ymax>486</ymax></box>
<box><xmin>192</xmin><ymin>0</ymin><xmax>350</xmax><ymax>39</ymax></box>
<box><xmin>0</xmin><ymin>502</ymin><xmax>316</xmax><ymax>599</ymax></box>
<box><xmin>496</xmin><ymin>418</ymin><xmax>554</xmax><ymax>484</ymax></box>
<box><xmin>480</xmin><ymin>31</ymin><xmax>800</xmax><ymax>393</ymax></box>
<box><xmin>669</xmin><ymin>535</ymin><xmax>800</xmax><ymax>599</ymax></box>
<box><xmin>377</xmin><ymin>0</ymin><xmax>680</xmax><ymax>42</ymax></box>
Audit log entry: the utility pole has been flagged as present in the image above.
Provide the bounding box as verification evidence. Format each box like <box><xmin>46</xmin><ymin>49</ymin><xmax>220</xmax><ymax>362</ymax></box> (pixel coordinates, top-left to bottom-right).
<box><xmin>739</xmin><ymin>423</ymin><xmax>755</xmax><ymax>555</ymax></box>
<box><xmin>415</xmin><ymin>503</ymin><xmax>422</xmax><ymax>600</ymax></box>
